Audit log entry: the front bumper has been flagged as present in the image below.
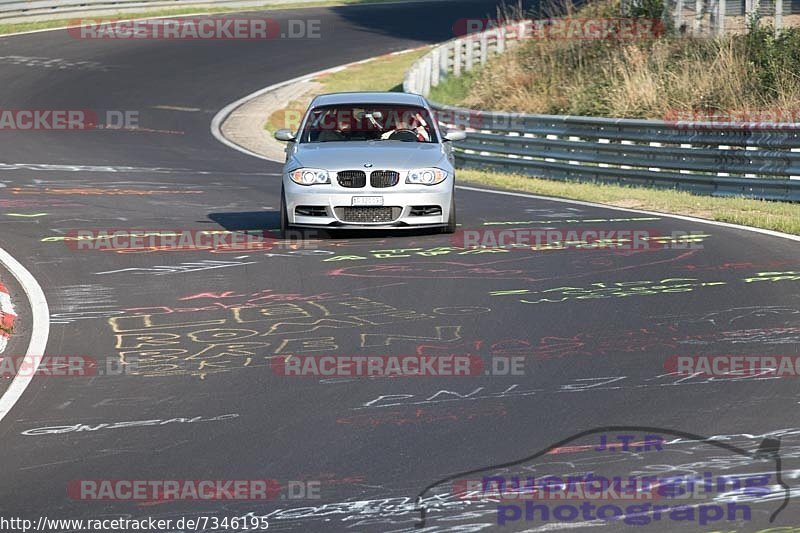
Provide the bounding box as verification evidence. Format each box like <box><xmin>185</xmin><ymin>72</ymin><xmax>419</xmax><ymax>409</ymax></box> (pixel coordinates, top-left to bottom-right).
<box><xmin>284</xmin><ymin>180</ymin><xmax>453</xmax><ymax>228</ymax></box>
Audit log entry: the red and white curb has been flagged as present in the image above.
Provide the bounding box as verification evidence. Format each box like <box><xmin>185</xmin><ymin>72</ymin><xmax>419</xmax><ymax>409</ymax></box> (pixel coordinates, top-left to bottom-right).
<box><xmin>0</xmin><ymin>247</ymin><xmax>49</xmax><ymax>423</ymax></box>
<box><xmin>0</xmin><ymin>282</ymin><xmax>16</xmax><ymax>353</ymax></box>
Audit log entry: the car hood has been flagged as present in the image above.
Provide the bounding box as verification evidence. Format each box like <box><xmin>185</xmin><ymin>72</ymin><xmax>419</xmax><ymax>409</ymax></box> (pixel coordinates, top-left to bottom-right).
<box><xmin>289</xmin><ymin>141</ymin><xmax>448</xmax><ymax>171</ymax></box>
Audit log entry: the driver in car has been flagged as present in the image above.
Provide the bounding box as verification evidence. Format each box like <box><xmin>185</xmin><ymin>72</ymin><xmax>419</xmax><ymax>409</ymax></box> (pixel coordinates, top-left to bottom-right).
<box><xmin>380</xmin><ymin>110</ymin><xmax>431</xmax><ymax>141</ymax></box>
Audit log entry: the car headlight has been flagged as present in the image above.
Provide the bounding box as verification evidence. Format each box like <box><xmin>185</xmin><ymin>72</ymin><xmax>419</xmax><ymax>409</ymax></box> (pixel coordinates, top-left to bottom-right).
<box><xmin>289</xmin><ymin>168</ymin><xmax>330</xmax><ymax>185</ymax></box>
<box><xmin>406</xmin><ymin>168</ymin><xmax>448</xmax><ymax>185</ymax></box>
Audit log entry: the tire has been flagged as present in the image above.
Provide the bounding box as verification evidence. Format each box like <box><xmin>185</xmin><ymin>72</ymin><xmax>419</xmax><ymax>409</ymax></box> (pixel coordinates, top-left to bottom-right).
<box><xmin>440</xmin><ymin>194</ymin><xmax>456</xmax><ymax>234</ymax></box>
<box><xmin>280</xmin><ymin>185</ymin><xmax>290</xmax><ymax>238</ymax></box>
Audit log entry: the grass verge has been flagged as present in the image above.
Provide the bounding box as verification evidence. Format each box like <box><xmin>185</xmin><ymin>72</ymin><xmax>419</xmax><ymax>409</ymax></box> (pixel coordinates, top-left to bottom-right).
<box><xmin>428</xmin><ymin>70</ymin><xmax>477</xmax><ymax>106</ymax></box>
<box><xmin>0</xmin><ymin>0</ymin><xmax>423</xmax><ymax>36</ymax></box>
<box><xmin>458</xmin><ymin>169</ymin><xmax>800</xmax><ymax>235</ymax></box>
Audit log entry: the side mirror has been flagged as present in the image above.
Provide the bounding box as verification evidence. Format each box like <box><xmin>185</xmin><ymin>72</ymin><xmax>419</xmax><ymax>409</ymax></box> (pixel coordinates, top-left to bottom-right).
<box><xmin>274</xmin><ymin>129</ymin><xmax>296</xmax><ymax>142</ymax></box>
<box><xmin>444</xmin><ymin>130</ymin><xmax>467</xmax><ymax>142</ymax></box>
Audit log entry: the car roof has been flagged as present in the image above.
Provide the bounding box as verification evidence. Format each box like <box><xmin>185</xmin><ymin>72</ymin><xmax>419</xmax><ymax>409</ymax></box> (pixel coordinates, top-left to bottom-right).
<box><xmin>310</xmin><ymin>92</ymin><xmax>428</xmax><ymax>107</ymax></box>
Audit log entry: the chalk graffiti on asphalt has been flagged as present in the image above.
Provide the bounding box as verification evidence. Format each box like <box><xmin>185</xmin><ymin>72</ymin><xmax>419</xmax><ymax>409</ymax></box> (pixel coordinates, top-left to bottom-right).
<box><xmin>107</xmin><ymin>292</ymin><xmax>485</xmax><ymax>378</ymax></box>
<box><xmin>682</xmin><ymin>259</ymin><xmax>800</xmax><ymax>272</ymax></box>
<box><xmin>482</xmin><ymin>216</ymin><xmax>662</xmax><ymax>226</ymax></box>
<box><xmin>15</xmin><ymin>187</ymin><xmax>203</xmax><ymax>195</ymax></box>
<box><xmin>50</xmin><ymin>284</ymin><xmax>121</xmax><ymax>324</ymax></box>
<box><xmin>21</xmin><ymin>413</ymin><xmax>239</xmax><ymax>436</ymax></box>
<box><xmin>328</xmin><ymin>249</ymin><xmax>702</xmax><ymax>286</ymax></box>
<box><xmin>0</xmin><ymin>198</ymin><xmax>83</xmax><ymax>208</ymax></box>
<box><xmin>322</xmin><ymin>234</ymin><xmax>711</xmax><ymax>261</ymax></box>
<box><xmin>490</xmin><ymin>271</ymin><xmax>800</xmax><ymax>304</ymax></box>
<box><xmin>355</xmin><ymin>367</ymin><xmax>796</xmax><ymax>409</ymax></box>
<box><xmin>95</xmin><ymin>260</ymin><xmax>257</xmax><ymax>275</ymax></box>
<box><xmin>649</xmin><ymin>305</ymin><xmax>800</xmax><ymax>328</ymax></box>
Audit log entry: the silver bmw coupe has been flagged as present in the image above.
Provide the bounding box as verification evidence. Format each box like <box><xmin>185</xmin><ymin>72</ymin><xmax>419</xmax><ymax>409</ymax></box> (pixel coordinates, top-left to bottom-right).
<box><xmin>273</xmin><ymin>92</ymin><xmax>465</xmax><ymax>236</ymax></box>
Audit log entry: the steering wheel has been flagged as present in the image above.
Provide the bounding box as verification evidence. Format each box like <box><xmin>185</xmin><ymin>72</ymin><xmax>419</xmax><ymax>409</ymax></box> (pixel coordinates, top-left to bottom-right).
<box><xmin>387</xmin><ymin>129</ymin><xmax>419</xmax><ymax>142</ymax></box>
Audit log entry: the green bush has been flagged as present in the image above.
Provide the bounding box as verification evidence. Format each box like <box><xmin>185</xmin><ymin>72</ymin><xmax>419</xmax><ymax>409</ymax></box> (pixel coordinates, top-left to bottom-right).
<box><xmin>743</xmin><ymin>25</ymin><xmax>800</xmax><ymax>101</ymax></box>
<box><xmin>628</xmin><ymin>0</ymin><xmax>665</xmax><ymax>19</ymax></box>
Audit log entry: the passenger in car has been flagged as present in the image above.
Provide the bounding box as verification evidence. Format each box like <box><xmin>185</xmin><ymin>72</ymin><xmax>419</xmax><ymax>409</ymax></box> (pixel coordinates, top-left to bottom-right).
<box><xmin>316</xmin><ymin>112</ymin><xmax>352</xmax><ymax>142</ymax></box>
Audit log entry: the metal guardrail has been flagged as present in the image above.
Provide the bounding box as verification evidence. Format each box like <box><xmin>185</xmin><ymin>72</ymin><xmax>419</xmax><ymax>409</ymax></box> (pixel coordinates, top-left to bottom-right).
<box><xmin>404</xmin><ymin>22</ymin><xmax>800</xmax><ymax>201</ymax></box>
<box><xmin>0</xmin><ymin>0</ymin><xmax>318</xmax><ymax>22</ymax></box>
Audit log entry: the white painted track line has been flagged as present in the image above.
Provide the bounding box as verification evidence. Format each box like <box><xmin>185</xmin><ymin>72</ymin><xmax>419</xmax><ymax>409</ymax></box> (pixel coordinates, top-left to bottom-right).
<box><xmin>457</xmin><ymin>185</ymin><xmax>800</xmax><ymax>243</ymax></box>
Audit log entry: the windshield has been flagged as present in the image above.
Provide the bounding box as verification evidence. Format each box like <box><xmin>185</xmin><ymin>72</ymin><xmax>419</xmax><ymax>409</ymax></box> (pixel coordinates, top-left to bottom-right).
<box><xmin>299</xmin><ymin>104</ymin><xmax>438</xmax><ymax>143</ymax></box>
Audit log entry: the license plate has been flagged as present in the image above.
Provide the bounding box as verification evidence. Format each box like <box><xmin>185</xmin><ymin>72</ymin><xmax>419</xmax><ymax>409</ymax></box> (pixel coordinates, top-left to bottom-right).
<box><xmin>351</xmin><ymin>196</ymin><xmax>383</xmax><ymax>206</ymax></box>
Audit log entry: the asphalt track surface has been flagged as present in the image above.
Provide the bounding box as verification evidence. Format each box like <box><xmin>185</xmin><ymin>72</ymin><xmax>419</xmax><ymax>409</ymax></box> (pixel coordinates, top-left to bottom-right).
<box><xmin>0</xmin><ymin>1</ymin><xmax>799</xmax><ymax>532</ymax></box>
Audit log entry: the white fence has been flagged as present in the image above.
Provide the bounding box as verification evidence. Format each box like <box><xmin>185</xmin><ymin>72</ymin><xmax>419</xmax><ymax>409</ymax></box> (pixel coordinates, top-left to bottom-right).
<box><xmin>638</xmin><ymin>0</ymin><xmax>800</xmax><ymax>34</ymax></box>
<box><xmin>404</xmin><ymin>20</ymin><xmax>533</xmax><ymax>97</ymax></box>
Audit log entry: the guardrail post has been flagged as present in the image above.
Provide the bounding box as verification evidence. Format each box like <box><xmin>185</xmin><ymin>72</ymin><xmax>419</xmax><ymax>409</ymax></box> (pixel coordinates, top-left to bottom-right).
<box><xmin>431</xmin><ymin>48</ymin><xmax>441</xmax><ymax>87</ymax></box>
<box><xmin>746</xmin><ymin>0</ymin><xmax>761</xmax><ymax>26</ymax></box>
<box><xmin>440</xmin><ymin>43</ymin><xmax>450</xmax><ymax>79</ymax></box>
<box><xmin>717</xmin><ymin>145</ymin><xmax>731</xmax><ymax>176</ymax></box>
<box><xmin>718</xmin><ymin>0</ymin><xmax>726</xmax><ymax>33</ymax></box>
<box><xmin>465</xmin><ymin>37</ymin><xmax>474</xmax><ymax>71</ymax></box>
<box><xmin>676</xmin><ymin>0</ymin><xmax>684</xmax><ymax>29</ymax></box>
<box><xmin>620</xmin><ymin>140</ymin><xmax>633</xmax><ymax>169</ymax></box>
<box><xmin>649</xmin><ymin>142</ymin><xmax>663</xmax><ymax>172</ymax></box>
<box><xmin>496</xmin><ymin>27</ymin><xmax>505</xmax><ymax>54</ymax></box>
<box><xmin>775</xmin><ymin>0</ymin><xmax>783</xmax><ymax>32</ymax></box>
<box><xmin>453</xmin><ymin>39</ymin><xmax>462</xmax><ymax>77</ymax></box>
<box><xmin>709</xmin><ymin>0</ymin><xmax>719</xmax><ymax>34</ymax></box>
<box><xmin>695</xmin><ymin>0</ymin><xmax>703</xmax><ymax>33</ymax></box>
<box><xmin>480</xmin><ymin>33</ymin><xmax>489</xmax><ymax>65</ymax></box>
<box><xmin>569</xmin><ymin>136</ymin><xmax>580</xmax><ymax>165</ymax></box>
<box><xmin>407</xmin><ymin>70</ymin><xmax>418</xmax><ymax>94</ymax></box>
<box><xmin>421</xmin><ymin>57</ymin><xmax>432</xmax><ymax>96</ymax></box>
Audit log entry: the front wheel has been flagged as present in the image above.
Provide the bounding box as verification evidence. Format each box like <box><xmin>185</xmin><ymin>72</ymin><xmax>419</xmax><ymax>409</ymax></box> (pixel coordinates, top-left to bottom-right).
<box><xmin>440</xmin><ymin>195</ymin><xmax>456</xmax><ymax>234</ymax></box>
